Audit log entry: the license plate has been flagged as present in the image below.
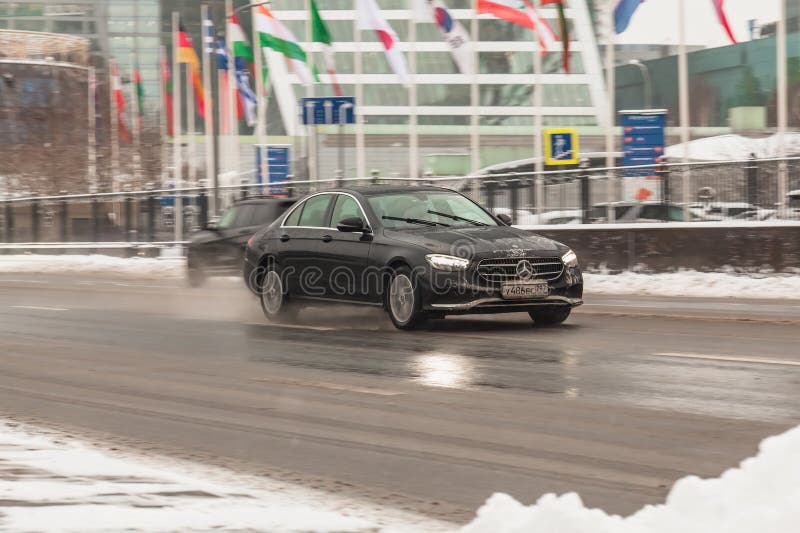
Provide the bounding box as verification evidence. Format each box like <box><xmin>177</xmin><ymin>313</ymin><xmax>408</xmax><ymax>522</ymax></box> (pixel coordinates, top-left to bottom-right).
<box><xmin>501</xmin><ymin>281</ymin><xmax>549</xmax><ymax>300</ymax></box>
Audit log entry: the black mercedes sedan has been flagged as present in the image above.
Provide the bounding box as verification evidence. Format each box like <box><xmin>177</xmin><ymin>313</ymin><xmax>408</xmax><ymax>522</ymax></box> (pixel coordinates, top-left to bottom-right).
<box><xmin>243</xmin><ymin>186</ymin><xmax>583</xmax><ymax>330</ymax></box>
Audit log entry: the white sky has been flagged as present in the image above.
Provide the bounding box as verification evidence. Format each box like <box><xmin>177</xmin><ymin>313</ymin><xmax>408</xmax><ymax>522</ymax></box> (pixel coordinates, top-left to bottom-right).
<box><xmin>614</xmin><ymin>0</ymin><xmax>782</xmax><ymax>48</ymax></box>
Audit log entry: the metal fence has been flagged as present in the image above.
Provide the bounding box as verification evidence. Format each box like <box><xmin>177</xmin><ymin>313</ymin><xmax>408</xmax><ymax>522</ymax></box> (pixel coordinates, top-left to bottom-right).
<box><xmin>1</xmin><ymin>158</ymin><xmax>799</xmax><ymax>249</ymax></box>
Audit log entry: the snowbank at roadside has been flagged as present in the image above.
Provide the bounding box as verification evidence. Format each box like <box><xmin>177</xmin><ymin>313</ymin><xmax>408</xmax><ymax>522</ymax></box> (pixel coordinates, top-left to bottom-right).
<box><xmin>584</xmin><ymin>270</ymin><xmax>800</xmax><ymax>299</ymax></box>
<box><xmin>0</xmin><ymin>420</ymin><xmax>448</xmax><ymax>533</ymax></box>
<box><xmin>461</xmin><ymin>425</ymin><xmax>800</xmax><ymax>533</ymax></box>
<box><xmin>0</xmin><ymin>254</ymin><xmax>184</xmax><ymax>278</ymax></box>
<box><xmin>1</xmin><ymin>255</ymin><xmax>799</xmax><ymax>299</ymax></box>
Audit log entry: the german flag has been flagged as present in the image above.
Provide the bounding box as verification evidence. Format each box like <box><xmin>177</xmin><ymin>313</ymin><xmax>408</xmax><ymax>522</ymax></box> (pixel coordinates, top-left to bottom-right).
<box><xmin>177</xmin><ymin>21</ymin><xmax>206</xmax><ymax>118</ymax></box>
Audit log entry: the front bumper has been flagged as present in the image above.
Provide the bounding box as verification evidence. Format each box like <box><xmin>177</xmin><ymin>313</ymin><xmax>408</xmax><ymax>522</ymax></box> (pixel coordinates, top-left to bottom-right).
<box><xmin>420</xmin><ymin>265</ymin><xmax>583</xmax><ymax>314</ymax></box>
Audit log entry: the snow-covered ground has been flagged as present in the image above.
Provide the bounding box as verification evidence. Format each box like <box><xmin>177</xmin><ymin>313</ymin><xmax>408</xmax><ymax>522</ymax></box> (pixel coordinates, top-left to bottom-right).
<box><xmin>0</xmin><ymin>420</ymin><xmax>449</xmax><ymax>533</ymax></box>
<box><xmin>2</xmin><ymin>419</ymin><xmax>798</xmax><ymax>533</ymax></box>
<box><xmin>462</xmin><ymin>425</ymin><xmax>800</xmax><ymax>533</ymax></box>
<box><xmin>1</xmin><ymin>254</ymin><xmax>799</xmax><ymax>299</ymax></box>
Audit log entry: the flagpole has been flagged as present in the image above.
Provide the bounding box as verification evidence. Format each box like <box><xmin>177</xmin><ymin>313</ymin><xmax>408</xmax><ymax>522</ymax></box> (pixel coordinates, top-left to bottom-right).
<box><xmin>533</xmin><ymin>28</ymin><xmax>544</xmax><ymax>217</ymax></box>
<box><xmin>226</xmin><ymin>0</ymin><xmax>240</xmax><ymax>195</ymax></box>
<box><xmin>678</xmin><ymin>0</ymin><xmax>690</xmax><ymax>220</ymax></box>
<box><xmin>354</xmin><ymin>0</ymin><xmax>366</xmax><ymax>180</ymax></box>
<box><xmin>187</xmin><ymin>62</ymin><xmax>197</xmax><ymax>192</ymax></box>
<box><xmin>777</xmin><ymin>0</ymin><xmax>788</xmax><ymax>209</ymax></box>
<box><xmin>605</xmin><ymin>2</ymin><xmax>616</xmax><ymax>223</ymax></box>
<box><xmin>409</xmin><ymin>15</ymin><xmax>419</xmax><ymax>180</ymax></box>
<box><xmin>305</xmin><ymin>0</ymin><xmax>316</xmax><ymax>185</ymax></box>
<box><xmin>470</xmin><ymin>13</ymin><xmax>479</xmax><ymax>175</ymax></box>
<box><xmin>130</xmin><ymin>53</ymin><xmax>142</xmax><ymax>188</ymax></box>
<box><xmin>252</xmin><ymin>3</ymin><xmax>269</xmax><ymax>191</ymax></box>
<box><xmin>201</xmin><ymin>4</ymin><xmax>217</xmax><ymax>215</ymax></box>
<box><xmin>172</xmin><ymin>12</ymin><xmax>184</xmax><ymax>245</ymax></box>
<box><xmin>160</xmin><ymin>45</ymin><xmax>169</xmax><ymax>189</ymax></box>
<box><xmin>87</xmin><ymin>66</ymin><xmax>97</xmax><ymax>193</ymax></box>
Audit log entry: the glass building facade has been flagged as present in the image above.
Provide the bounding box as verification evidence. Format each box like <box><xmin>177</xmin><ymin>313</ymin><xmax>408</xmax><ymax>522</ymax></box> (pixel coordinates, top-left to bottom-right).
<box><xmin>0</xmin><ymin>1</ymin><xmax>162</xmax><ymax>113</ymax></box>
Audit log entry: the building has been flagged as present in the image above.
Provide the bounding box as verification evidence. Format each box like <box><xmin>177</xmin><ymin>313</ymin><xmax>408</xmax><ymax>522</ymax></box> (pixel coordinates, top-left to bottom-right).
<box><xmin>0</xmin><ymin>1</ymin><xmax>162</xmax><ymax>113</ymax></box>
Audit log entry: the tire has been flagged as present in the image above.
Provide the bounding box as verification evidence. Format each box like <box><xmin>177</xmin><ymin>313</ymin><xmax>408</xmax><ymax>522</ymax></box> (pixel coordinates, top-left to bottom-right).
<box><xmin>259</xmin><ymin>265</ymin><xmax>297</xmax><ymax>322</ymax></box>
<box><xmin>529</xmin><ymin>308</ymin><xmax>571</xmax><ymax>326</ymax></box>
<box><xmin>386</xmin><ymin>265</ymin><xmax>428</xmax><ymax>330</ymax></box>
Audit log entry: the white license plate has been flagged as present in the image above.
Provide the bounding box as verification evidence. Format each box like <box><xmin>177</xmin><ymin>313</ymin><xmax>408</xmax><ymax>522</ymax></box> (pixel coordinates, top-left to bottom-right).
<box><xmin>501</xmin><ymin>281</ymin><xmax>549</xmax><ymax>300</ymax></box>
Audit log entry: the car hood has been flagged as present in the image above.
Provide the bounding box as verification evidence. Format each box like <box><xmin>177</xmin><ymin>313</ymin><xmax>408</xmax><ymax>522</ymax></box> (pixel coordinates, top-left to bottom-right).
<box><xmin>383</xmin><ymin>225</ymin><xmax>564</xmax><ymax>257</ymax></box>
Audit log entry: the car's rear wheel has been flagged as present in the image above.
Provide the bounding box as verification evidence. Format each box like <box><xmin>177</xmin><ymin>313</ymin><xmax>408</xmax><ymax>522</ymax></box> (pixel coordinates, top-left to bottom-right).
<box><xmin>529</xmin><ymin>308</ymin><xmax>571</xmax><ymax>325</ymax></box>
<box><xmin>260</xmin><ymin>267</ymin><xmax>297</xmax><ymax>322</ymax></box>
<box><xmin>386</xmin><ymin>266</ymin><xmax>428</xmax><ymax>330</ymax></box>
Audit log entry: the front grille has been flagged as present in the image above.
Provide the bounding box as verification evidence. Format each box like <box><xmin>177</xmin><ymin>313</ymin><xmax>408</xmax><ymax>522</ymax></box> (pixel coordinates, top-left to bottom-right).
<box><xmin>477</xmin><ymin>256</ymin><xmax>564</xmax><ymax>283</ymax></box>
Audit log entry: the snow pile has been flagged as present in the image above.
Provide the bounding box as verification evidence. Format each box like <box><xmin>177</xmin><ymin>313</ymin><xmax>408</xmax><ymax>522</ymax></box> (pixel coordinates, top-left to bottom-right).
<box><xmin>0</xmin><ymin>421</ymin><xmax>447</xmax><ymax>533</ymax></box>
<box><xmin>584</xmin><ymin>270</ymin><xmax>800</xmax><ymax>299</ymax></box>
<box><xmin>0</xmin><ymin>254</ymin><xmax>184</xmax><ymax>278</ymax></box>
<box><xmin>461</xmin><ymin>425</ymin><xmax>800</xmax><ymax>533</ymax></box>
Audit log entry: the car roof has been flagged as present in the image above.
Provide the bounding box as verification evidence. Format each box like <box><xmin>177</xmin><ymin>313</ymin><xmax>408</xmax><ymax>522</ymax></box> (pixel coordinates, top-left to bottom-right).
<box><xmin>233</xmin><ymin>197</ymin><xmax>297</xmax><ymax>207</ymax></box>
<box><xmin>325</xmin><ymin>185</ymin><xmax>456</xmax><ymax>196</ymax></box>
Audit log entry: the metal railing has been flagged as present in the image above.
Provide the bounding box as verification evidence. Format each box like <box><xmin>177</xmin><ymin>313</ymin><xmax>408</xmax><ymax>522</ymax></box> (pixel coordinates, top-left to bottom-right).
<box><xmin>1</xmin><ymin>158</ymin><xmax>799</xmax><ymax>251</ymax></box>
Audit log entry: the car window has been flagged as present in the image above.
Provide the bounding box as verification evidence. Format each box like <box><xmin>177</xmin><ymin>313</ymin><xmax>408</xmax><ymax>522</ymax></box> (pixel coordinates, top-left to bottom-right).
<box><xmin>251</xmin><ymin>204</ymin><xmax>279</xmax><ymax>226</ymax></box>
<box><xmin>297</xmin><ymin>194</ymin><xmax>333</xmax><ymax>227</ymax></box>
<box><xmin>284</xmin><ymin>203</ymin><xmax>303</xmax><ymax>226</ymax></box>
<box><xmin>331</xmin><ymin>195</ymin><xmax>362</xmax><ymax>226</ymax></box>
<box><xmin>216</xmin><ymin>207</ymin><xmax>239</xmax><ymax>230</ymax></box>
<box><xmin>368</xmin><ymin>191</ymin><xmax>497</xmax><ymax>229</ymax></box>
<box><xmin>233</xmin><ymin>205</ymin><xmax>255</xmax><ymax>227</ymax></box>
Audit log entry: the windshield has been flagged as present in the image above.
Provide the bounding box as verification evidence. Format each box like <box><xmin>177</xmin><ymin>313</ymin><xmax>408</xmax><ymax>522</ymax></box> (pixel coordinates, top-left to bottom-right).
<box><xmin>368</xmin><ymin>191</ymin><xmax>498</xmax><ymax>229</ymax></box>
<box><xmin>789</xmin><ymin>196</ymin><xmax>800</xmax><ymax>209</ymax></box>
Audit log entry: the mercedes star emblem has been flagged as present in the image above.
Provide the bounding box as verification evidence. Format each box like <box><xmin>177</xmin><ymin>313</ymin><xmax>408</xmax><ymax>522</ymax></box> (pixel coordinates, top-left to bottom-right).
<box><xmin>516</xmin><ymin>260</ymin><xmax>534</xmax><ymax>280</ymax></box>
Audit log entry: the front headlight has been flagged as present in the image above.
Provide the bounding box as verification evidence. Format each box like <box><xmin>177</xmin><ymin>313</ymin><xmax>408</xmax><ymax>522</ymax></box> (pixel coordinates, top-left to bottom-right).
<box><xmin>425</xmin><ymin>254</ymin><xmax>470</xmax><ymax>271</ymax></box>
<box><xmin>562</xmin><ymin>249</ymin><xmax>578</xmax><ymax>268</ymax></box>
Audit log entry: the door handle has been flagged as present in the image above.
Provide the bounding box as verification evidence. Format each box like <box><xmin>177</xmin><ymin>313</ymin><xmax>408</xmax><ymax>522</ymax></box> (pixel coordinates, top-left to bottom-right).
<box><xmin>321</xmin><ymin>235</ymin><xmax>333</xmax><ymax>243</ymax></box>
<box><xmin>280</xmin><ymin>234</ymin><xmax>290</xmax><ymax>242</ymax></box>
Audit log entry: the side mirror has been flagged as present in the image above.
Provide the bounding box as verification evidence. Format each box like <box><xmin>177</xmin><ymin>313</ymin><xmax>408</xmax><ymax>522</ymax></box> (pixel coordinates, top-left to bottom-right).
<box><xmin>497</xmin><ymin>213</ymin><xmax>513</xmax><ymax>226</ymax></box>
<box><xmin>337</xmin><ymin>216</ymin><xmax>368</xmax><ymax>233</ymax></box>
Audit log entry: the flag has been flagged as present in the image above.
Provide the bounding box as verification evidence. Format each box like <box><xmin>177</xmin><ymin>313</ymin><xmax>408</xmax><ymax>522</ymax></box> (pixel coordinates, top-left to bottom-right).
<box><xmin>357</xmin><ymin>0</ymin><xmax>409</xmax><ymax>86</ymax></box>
<box><xmin>177</xmin><ymin>20</ymin><xmax>206</xmax><ymax>117</ymax></box>
<box><xmin>110</xmin><ymin>62</ymin><xmax>130</xmax><ymax>143</ymax></box>
<box><xmin>411</xmin><ymin>0</ymin><xmax>473</xmax><ymax>74</ymax></box>
<box><xmin>217</xmin><ymin>37</ymin><xmax>256</xmax><ymax>127</ymax></box>
<box><xmin>160</xmin><ymin>47</ymin><xmax>173</xmax><ymax>136</ymax></box>
<box><xmin>476</xmin><ymin>1</ymin><xmax>557</xmax><ymax>53</ymax></box>
<box><xmin>539</xmin><ymin>0</ymin><xmax>569</xmax><ymax>73</ymax></box>
<box><xmin>133</xmin><ymin>64</ymin><xmax>144</xmax><ymax>116</ymax></box>
<box><xmin>254</xmin><ymin>5</ymin><xmax>314</xmax><ymax>85</ymax></box>
<box><xmin>228</xmin><ymin>13</ymin><xmax>254</xmax><ymax>64</ymax></box>
<box><xmin>311</xmin><ymin>0</ymin><xmax>342</xmax><ymax>95</ymax></box>
<box><xmin>711</xmin><ymin>0</ymin><xmax>737</xmax><ymax>44</ymax></box>
<box><xmin>615</xmin><ymin>0</ymin><xmax>645</xmax><ymax>34</ymax></box>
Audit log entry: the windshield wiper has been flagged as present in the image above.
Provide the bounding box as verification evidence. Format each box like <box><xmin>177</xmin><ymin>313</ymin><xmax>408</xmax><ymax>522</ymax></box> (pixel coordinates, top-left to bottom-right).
<box><xmin>382</xmin><ymin>216</ymin><xmax>450</xmax><ymax>227</ymax></box>
<box><xmin>427</xmin><ymin>210</ymin><xmax>489</xmax><ymax>227</ymax></box>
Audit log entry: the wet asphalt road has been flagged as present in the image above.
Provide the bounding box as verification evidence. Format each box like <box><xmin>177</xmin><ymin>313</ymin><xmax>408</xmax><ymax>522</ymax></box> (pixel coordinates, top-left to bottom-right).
<box><xmin>0</xmin><ymin>274</ymin><xmax>798</xmax><ymax>523</ymax></box>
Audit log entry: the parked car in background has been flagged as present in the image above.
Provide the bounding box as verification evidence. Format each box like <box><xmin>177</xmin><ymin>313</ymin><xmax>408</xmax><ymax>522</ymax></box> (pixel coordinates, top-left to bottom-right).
<box><xmin>187</xmin><ymin>198</ymin><xmax>296</xmax><ymax>286</ymax></box>
<box><xmin>492</xmin><ymin>207</ymin><xmax>582</xmax><ymax>226</ymax></box>
<box><xmin>731</xmin><ymin>209</ymin><xmax>777</xmax><ymax>221</ymax></box>
<box><xmin>687</xmin><ymin>202</ymin><xmax>758</xmax><ymax>220</ymax></box>
<box><xmin>778</xmin><ymin>189</ymin><xmax>800</xmax><ymax>220</ymax></box>
<box><xmin>591</xmin><ymin>201</ymin><xmax>709</xmax><ymax>223</ymax></box>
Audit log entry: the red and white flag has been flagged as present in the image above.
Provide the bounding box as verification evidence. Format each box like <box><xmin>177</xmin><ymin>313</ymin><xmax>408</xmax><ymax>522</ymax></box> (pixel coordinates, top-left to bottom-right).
<box><xmin>711</xmin><ymin>0</ymin><xmax>737</xmax><ymax>44</ymax></box>
<box><xmin>477</xmin><ymin>0</ymin><xmax>557</xmax><ymax>52</ymax></box>
<box><xmin>357</xmin><ymin>0</ymin><xmax>409</xmax><ymax>86</ymax></box>
<box><xmin>110</xmin><ymin>62</ymin><xmax>130</xmax><ymax>143</ymax></box>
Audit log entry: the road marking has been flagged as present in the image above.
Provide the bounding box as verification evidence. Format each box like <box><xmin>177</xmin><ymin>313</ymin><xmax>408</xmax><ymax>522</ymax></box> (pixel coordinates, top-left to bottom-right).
<box><xmin>251</xmin><ymin>377</ymin><xmax>403</xmax><ymax>396</ymax></box>
<box><xmin>246</xmin><ymin>322</ymin><xmax>337</xmax><ymax>332</ymax></box>
<box><xmin>656</xmin><ymin>352</ymin><xmax>800</xmax><ymax>367</ymax></box>
<box><xmin>10</xmin><ymin>305</ymin><xmax>70</xmax><ymax>312</ymax></box>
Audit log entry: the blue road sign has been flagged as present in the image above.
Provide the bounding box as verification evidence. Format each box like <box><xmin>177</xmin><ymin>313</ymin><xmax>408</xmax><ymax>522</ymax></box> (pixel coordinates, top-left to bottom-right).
<box><xmin>255</xmin><ymin>145</ymin><xmax>291</xmax><ymax>196</ymax></box>
<box><xmin>301</xmin><ymin>96</ymin><xmax>356</xmax><ymax>126</ymax></box>
<box><xmin>620</xmin><ymin>110</ymin><xmax>667</xmax><ymax>201</ymax></box>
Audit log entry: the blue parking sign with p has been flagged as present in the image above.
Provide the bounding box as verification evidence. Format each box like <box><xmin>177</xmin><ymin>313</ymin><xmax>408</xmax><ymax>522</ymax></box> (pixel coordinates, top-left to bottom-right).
<box><xmin>544</xmin><ymin>128</ymin><xmax>580</xmax><ymax>166</ymax></box>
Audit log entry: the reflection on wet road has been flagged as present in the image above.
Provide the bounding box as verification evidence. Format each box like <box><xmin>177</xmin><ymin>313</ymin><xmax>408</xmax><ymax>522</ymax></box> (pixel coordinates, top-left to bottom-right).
<box><xmin>0</xmin><ymin>274</ymin><xmax>798</xmax><ymax>521</ymax></box>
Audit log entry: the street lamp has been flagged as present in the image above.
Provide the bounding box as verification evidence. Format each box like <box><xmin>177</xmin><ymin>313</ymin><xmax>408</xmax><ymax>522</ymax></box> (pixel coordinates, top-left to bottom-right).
<box><xmin>628</xmin><ymin>59</ymin><xmax>652</xmax><ymax>109</ymax></box>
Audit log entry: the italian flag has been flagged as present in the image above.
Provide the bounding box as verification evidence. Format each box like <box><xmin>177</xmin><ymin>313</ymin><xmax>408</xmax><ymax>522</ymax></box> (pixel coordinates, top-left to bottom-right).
<box><xmin>254</xmin><ymin>5</ymin><xmax>313</xmax><ymax>86</ymax></box>
<box><xmin>228</xmin><ymin>13</ymin><xmax>254</xmax><ymax>64</ymax></box>
<box><xmin>310</xmin><ymin>0</ymin><xmax>342</xmax><ymax>96</ymax></box>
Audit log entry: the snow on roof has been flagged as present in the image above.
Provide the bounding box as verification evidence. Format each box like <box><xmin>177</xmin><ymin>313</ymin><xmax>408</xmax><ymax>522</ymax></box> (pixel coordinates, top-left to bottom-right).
<box><xmin>665</xmin><ymin>133</ymin><xmax>800</xmax><ymax>161</ymax></box>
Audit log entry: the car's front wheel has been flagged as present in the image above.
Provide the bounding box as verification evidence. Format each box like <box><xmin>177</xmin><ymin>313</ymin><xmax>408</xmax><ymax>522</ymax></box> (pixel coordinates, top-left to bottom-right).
<box><xmin>529</xmin><ymin>308</ymin><xmax>571</xmax><ymax>325</ymax></box>
<box><xmin>386</xmin><ymin>266</ymin><xmax>428</xmax><ymax>330</ymax></box>
<box><xmin>260</xmin><ymin>267</ymin><xmax>297</xmax><ymax>322</ymax></box>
